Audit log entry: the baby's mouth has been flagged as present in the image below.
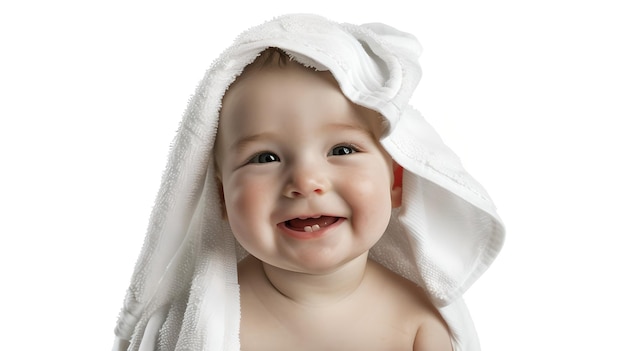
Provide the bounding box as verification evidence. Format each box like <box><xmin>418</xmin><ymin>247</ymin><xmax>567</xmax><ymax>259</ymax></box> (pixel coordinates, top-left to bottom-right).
<box><xmin>284</xmin><ymin>216</ymin><xmax>340</xmax><ymax>232</ymax></box>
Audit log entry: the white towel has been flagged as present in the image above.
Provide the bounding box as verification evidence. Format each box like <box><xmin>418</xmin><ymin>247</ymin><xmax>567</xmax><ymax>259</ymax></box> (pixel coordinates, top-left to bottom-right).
<box><xmin>113</xmin><ymin>13</ymin><xmax>505</xmax><ymax>351</ymax></box>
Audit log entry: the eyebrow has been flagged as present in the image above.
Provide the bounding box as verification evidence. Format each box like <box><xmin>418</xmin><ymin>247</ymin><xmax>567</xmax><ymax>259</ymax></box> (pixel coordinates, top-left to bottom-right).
<box><xmin>324</xmin><ymin>122</ymin><xmax>375</xmax><ymax>138</ymax></box>
<box><xmin>228</xmin><ymin>122</ymin><xmax>375</xmax><ymax>153</ymax></box>
<box><xmin>229</xmin><ymin>132</ymin><xmax>279</xmax><ymax>153</ymax></box>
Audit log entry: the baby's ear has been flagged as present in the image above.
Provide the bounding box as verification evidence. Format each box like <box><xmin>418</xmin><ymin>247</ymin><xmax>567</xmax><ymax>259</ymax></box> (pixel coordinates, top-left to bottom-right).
<box><xmin>391</xmin><ymin>162</ymin><xmax>403</xmax><ymax>208</ymax></box>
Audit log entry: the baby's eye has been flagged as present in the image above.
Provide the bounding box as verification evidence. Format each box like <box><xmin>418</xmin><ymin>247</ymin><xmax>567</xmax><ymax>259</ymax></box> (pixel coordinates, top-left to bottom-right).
<box><xmin>249</xmin><ymin>152</ymin><xmax>280</xmax><ymax>164</ymax></box>
<box><xmin>329</xmin><ymin>144</ymin><xmax>358</xmax><ymax>156</ymax></box>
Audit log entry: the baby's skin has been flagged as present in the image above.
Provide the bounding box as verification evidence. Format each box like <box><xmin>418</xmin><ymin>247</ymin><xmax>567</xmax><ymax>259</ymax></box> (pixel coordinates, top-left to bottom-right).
<box><xmin>214</xmin><ymin>53</ymin><xmax>452</xmax><ymax>351</ymax></box>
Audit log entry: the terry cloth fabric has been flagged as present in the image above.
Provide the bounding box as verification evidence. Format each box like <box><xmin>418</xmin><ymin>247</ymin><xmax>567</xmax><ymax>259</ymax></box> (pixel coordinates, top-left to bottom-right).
<box><xmin>113</xmin><ymin>13</ymin><xmax>505</xmax><ymax>351</ymax></box>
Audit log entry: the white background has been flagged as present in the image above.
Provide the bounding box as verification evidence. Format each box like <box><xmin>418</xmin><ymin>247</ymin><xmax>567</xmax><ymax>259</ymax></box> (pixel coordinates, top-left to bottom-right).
<box><xmin>1</xmin><ymin>1</ymin><xmax>624</xmax><ymax>349</ymax></box>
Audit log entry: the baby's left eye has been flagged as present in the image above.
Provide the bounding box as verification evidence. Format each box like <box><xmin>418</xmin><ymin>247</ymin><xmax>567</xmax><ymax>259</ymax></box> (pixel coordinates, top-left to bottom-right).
<box><xmin>329</xmin><ymin>144</ymin><xmax>358</xmax><ymax>156</ymax></box>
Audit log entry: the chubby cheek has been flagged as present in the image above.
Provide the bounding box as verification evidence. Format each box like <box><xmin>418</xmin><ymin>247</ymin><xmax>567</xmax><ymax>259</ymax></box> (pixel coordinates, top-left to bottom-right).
<box><xmin>342</xmin><ymin>168</ymin><xmax>393</xmax><ymax>240</ymax></box>
<box><xmin>224</xmin><ymin>178</ymin><xmax>266</xmax><ymax>236</ymax></box>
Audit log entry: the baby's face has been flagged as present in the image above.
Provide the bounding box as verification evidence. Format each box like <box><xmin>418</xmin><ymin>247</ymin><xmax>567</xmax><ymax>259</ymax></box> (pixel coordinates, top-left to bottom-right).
<box><xmin>215</xmin><ymin>63</ymin><xmax>399</xmax><ymax>274</ymax></box>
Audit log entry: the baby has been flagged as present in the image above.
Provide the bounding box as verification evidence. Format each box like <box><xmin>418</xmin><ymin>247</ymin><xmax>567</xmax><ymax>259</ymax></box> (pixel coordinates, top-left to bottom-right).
<box><xmin>113</xmin><ymin>14</ymin><xmax>504</xmax><ymax>351</ymax></box>
<box><xmin>214</xmin><ymin>48</ymin><xmax>451</xmax><ymax>350</ymax></box>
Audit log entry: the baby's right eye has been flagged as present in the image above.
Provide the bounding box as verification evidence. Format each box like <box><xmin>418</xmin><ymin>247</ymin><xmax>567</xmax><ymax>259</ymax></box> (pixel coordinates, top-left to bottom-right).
<box><xmin>248</xmin><ymin>152</ymin><xmax>280</xmax><ymax>164</ymax></box>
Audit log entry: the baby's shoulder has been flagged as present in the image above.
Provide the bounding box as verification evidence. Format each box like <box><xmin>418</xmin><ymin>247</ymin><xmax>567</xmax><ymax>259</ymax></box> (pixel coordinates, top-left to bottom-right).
<box><xmin>366</xmin><ymin>259</ymin><xmax>433</xmax><ymax>313</ymax></box>
<box><xmin>367</xmin><ymin>260</ymin><xmax>453</xmax><ymax>350</ymax></box>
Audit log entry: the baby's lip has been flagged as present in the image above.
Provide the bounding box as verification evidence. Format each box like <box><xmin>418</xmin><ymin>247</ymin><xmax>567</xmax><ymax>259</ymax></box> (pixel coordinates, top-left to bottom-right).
<box><xmin>283</xmin><ymin>215</ymin><xmax>341</xmax><ymax>232</ymax></box>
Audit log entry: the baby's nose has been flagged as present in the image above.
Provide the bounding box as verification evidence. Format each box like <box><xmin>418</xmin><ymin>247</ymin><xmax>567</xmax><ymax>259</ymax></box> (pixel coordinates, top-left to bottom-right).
<box><xmin>283</xmin><ymin>163</ymin><xmax>330</xmax><ymax>198</ymax></box>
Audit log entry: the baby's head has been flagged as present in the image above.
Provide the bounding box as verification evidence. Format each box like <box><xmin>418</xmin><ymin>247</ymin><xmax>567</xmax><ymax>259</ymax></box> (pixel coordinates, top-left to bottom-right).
<box><xmin>213</xmin><ymin>48</ymin><xmax>403</xmax><ymax>273</ymax></box>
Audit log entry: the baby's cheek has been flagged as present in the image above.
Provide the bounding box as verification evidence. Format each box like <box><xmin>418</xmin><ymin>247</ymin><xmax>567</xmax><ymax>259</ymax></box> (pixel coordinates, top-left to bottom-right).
<box><xmin>226</xmin><ymin>177</ymin><xmax>273</xmax><ymax>232</ymax></box>
<box><xmin>224</xmin><ymin>183</ymin><xmax>254</xmax><ymax>225</ymax></box>
<box><xmin>347</xmin><ymin>173</ymin><xmax>393</xmax><ymax>228</ymax></box>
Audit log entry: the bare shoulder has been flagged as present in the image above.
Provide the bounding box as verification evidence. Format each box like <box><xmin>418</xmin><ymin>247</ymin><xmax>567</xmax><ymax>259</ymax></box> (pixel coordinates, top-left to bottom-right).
<box><xmin>367</xmin><ymin>260</ymin><xmax>453</xmax><ymax>351</ymax></box>
<box><xmin>413</xmin><ymin>316</ymin><xmax>453</xmax><ymax>351</ymax></box>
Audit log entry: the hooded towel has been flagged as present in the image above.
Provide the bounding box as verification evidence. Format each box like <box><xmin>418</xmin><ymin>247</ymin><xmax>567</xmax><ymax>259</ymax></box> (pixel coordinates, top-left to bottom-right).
<box><xmin>113</xmin><ymin>13</ymin><xmax>505</xmax><ymax>351</ymax></box>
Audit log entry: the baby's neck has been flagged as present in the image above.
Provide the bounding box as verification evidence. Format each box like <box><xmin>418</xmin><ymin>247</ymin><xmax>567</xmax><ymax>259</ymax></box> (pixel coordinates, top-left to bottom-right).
<box><xmin>260</xmin><ymin>253</ymin><xmax>370</xmax><ymax>306</ymax></box>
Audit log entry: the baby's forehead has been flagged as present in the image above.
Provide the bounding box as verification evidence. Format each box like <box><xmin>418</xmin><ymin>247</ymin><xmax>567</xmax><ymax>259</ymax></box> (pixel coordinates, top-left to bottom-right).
<box><xmin>228</xmin><ymin>51</ymin><xmax>382</xmax><ymax>116</ymax></box>
<box><xmin>220</xmin><ymin>64</ymin><xmax>385</xmax><ymax>137</ymax></box>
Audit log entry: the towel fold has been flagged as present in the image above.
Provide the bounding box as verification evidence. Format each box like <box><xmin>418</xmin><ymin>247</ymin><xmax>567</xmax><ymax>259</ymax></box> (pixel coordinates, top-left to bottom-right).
<box><xmin>113</xmin><ymin>13</ymin><xmax>505</xmax><ymax>351</ymax></box>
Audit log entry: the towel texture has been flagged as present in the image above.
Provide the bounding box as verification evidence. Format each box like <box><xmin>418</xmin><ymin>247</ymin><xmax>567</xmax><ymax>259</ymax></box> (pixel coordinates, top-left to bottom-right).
<box><xmin>113</xmin><ymin>14</ymin><xmax>505</xmax><ymax>351</ymax></box>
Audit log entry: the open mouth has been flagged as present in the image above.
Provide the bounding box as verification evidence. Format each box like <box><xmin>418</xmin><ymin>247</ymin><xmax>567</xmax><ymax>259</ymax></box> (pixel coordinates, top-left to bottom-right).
<box><xmin>283</xmin><ymin>216</ymin><xmax>341</xmax><ymax>232</ymax></box>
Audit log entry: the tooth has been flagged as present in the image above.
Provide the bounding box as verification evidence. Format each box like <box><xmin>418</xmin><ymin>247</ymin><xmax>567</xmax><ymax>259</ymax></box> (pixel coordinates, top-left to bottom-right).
<box><xmin>304</xmin><ymin>226</ymin><xmax>313</xmax><ymax>232</ymax></box>
<box><xmin>313</xmin><ymin>215</ymin><xmax>321</xmax><ymax>219</ymax></box>
<box><xmin>312</xmin><ymin>224</ymin><xmax>320</xmax><ymax>231</ymax></box>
